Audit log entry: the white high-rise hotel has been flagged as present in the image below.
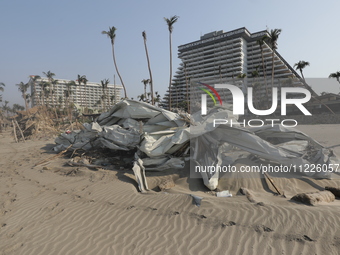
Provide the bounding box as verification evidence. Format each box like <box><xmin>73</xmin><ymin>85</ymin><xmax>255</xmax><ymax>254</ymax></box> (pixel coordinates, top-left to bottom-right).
<box><xmin>167</xmin><ymin>27</ymin><xmax>304</xmax><ymax>107</ymax></box>
<box><xmin>29</xmin><ymin>77</ymin><xmax>123</xmax><ymax>111</ymax></box>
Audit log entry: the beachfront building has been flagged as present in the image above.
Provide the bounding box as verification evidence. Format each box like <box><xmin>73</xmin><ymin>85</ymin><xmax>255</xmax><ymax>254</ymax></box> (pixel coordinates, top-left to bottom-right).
<box><xmin>29</xmin><ymin>77</ymin><xmax>123</xmax><ymax>111</ymax></box>
<box><xmin>165</xmin><ymin>27</ymin><xmax>305</xmax><ymax>110</ymax></box>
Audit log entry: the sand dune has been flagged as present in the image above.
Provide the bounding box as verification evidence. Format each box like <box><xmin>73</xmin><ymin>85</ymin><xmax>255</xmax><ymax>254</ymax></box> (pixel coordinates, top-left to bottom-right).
<box><xmin>1</xmin><ymin>125</ymin><xmax>340</xmax><ymax>254</ymax></box>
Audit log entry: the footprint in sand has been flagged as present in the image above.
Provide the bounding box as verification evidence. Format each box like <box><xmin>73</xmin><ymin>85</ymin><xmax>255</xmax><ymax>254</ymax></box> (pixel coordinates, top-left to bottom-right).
<box><xmin>253</xmin><ymin>224</ymin><xmax>274</xmax><ymax>233</ymax></box>
<box><xmin>7</xmin><ymin>226</ymin><xmax>23</xmax><ymax>238</ymax></box>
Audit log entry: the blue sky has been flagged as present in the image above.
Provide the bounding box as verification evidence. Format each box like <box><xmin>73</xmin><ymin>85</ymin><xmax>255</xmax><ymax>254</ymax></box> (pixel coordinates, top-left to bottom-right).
<box><xmin>1</xmin><ymin>0</ymin><xmax>340</xmax><ymax>106</ymax></box>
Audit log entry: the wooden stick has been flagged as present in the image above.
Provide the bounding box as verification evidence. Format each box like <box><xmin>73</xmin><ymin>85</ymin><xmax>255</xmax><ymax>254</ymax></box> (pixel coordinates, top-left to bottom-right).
<box><xmin>14</xmin><ymin>120</ymin><xmax>25</xmax><ymax>143</ymax></box>
<box><xmin>12</xmin><ymin>120</ymin><xmax>18</xmax><ymax>143</ymax></box>
<box><xmin>264</xmin><ymin>172</ymin><xmax>285</xmax><ymax>197</ymax></box>
<box><xmin>35</xmin><ymin>144</ymin><xmax>72</xmax><ymax>166</ymax></box>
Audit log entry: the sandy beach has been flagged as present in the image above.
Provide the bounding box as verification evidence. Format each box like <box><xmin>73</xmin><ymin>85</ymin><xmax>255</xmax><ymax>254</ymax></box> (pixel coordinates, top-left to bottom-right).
<box><xmin>1</xmin><ymin>124</ymin><xmax>340</xmax><ymax>255</ymax></box>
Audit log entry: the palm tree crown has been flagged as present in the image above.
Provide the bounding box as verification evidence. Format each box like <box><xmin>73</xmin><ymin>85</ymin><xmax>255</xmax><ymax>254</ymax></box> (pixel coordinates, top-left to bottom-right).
<box><xmin>0</xmin><ymin>82</ymin><xmax>5</xmax><ymax>92</ymax></box>
<box><xmin>142</xmin><ymin>30</ymin><xmax>154</xmax><ymax>105</ymax></box>
<box><xmin>16</xmin><ymin>82</ymin><xmax>30</xmax><ymax>111</ymax></box>
<box><xmin>329</xmin><ymin>71</ymin><xmax>340</xmax><ymax>84</ymax></box>
<box><xmin>102</xmin><ymin>26</ymin><xmax>127</xmax><ymax>99</ymax></box>
<box><xmin>294</xmin><ymin>61</ymin><xmax>310</xmax><ymax>80</ymax></box>
<box><xmin>267</xmin><ymin>29</ymin><xmax>282</xmax><ymax>51</ymax></box>
<box><xmin>164</xmin><ymin>15</ymin><xmax>179</xmax><ymax>110</ymax></box>
<box><xmin>102</xmin><ymin>26</ymin><xmax>116</xmax><ymax>45</ymax></box>
<box><xmin>266</xmin><ymin>29</ymin><xmax>281</xmax><ymax>87</ymax></box>
<box><xmin>164</xmin><ymin>15</ymin><xmax>179</xmax><ymax>33</ymax></box>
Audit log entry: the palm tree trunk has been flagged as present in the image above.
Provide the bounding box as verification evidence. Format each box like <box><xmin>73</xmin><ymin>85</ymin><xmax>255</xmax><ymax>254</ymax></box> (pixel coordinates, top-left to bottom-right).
<box><xmin>106</xmin><ymin>87</ymin><xmax>110</xmax><ymax>109</ymax></box>
<box><xmin>184</xmin><ymin>62</ymin><xmax>190</xmax><ymax>112</ymax></box>
<box><xmin>143</xmin><ymin>37</ymin><xmax>154</xmax><ymax>105</ymax></box>
<box><xmin>260</xmin><ymin>47</ymin><xmax>268</xmax><ymax>97</ymax></box>
<box><xmin>300</xmin><ymin>70</ymin><xmax>305</xmax><ymax>81</ymax></box>
<box><xmin>111</xmin><ymin>42</ymin><xmax>127</xmax><ymax>98</ymax></box>
<box><xmin>84</xmin><ymin>83</ymin><xmax>88</xmax><ymax>113</ymax></box>
<box><xmin>102</xmin><ymin>88</ymin><xmax>106</xmax><ymax>111</ymax></box>
<box><xmin>114</xmin><ymin>74</ymin><xmax>117</xmax><ymax>104</ymax></box>
<box><xmin>33</xmin><ymin>82</ymin><xmax>39</xmax><ymax>106</ymax></box>
<box><xmin>168</xmin><ymin>31</ymin><xmax>173</xmax><ymax>110</ymax></box>
<box><xmin>271</xmin><ymin>50</ymin><xmax>275</xmax><ymax>88</ymax></box>
<box><xmin>23</xmin><ymin>92</ymin><xmax>28</xmax><ymax>112</ymax></box>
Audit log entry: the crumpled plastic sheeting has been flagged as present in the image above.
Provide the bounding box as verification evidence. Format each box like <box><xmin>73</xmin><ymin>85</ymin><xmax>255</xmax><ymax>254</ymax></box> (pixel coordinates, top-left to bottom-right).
<box><xmin>54</xmin><ymin>100</ymin><xmax>189</xmax><ymax>192</ymax></box>
<box><xmin>53</xmin><ymin>100</ymin><xmax>340</xmax><ymax>192</ymax></box>
<box><xmin>54</xmin><ymin>122</ymin><xmax>141</xmax><ymax>151</ymax></box>
<box><xmin>190</xmin><ymin>107</ymin><xmax>340</xmax><ymax>190</ymax></box>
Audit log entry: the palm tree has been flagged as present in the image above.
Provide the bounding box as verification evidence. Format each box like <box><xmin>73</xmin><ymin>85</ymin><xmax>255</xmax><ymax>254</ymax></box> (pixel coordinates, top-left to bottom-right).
<box><xmin>39</xmin><ymin>81</ymin><xmax>50</xmax><ymax>107</ymax></box>
<box><xmin>164</xmin><ymin>15</ymin><xmax>179</xmax><ymax>110</ymax></box>
<box><xmin>154</xmin><ymin>91</ymin><xmax>162</xmax><ymax>106</ymax></box>
<box><xmin>2</xmin><ymin>100</ymin><xmax>9</xmax><ymax>116</ymax></box>
<box><xmin>43</xmin><ymin>86</ymin><xmax>51</xmax><ymax>108</ymax></box>
<box><xmin>142</xmin><ymin>31</ymin><xmax>154</xmax><ymax>105</ymax></box>
<box><xmin>43</xmin><ymin>71</ymin><xmax>56</xmax><ymax>104</ymax></box>
<box><xmin>256</xmin><ymin>35</ymin><xmax>269</xmax><ymax>98</ymax></box>
<box><xmin>12</xmin><ymin>104</ymin><xmax>25</xmax><ymax>112</ymax></box>
<box><xmin>102</xmin><ymin>26</ymin><xmax>127</xmax><ymax>98</ymax></box>
<box><xmin>294</xmin><ymin>61</ymin><xmax>310</xmax><ymax>81</ymax></box>
<box><xmin>0</xmin><ymin>82</ymin><xmax>5</xmax><ymax>103</ymax></box>
<box><xmin>43</xmin><ymin>71</ymin><xmax>58</xmax><ymax>118</ymax></box>
<box><xmin>141</xmin><ymin>79</ymin><xmax>149</xmax><ymax>101</ymax></box>
<box><xmin>77</xmin><ymin>74</ymin><xmax>87</xmax><ymax>110</ymax></box>
<box><xmin>51</xmin><ymin>79</ymin><xmax>60</xmax><ymax>118</ymax></box>
<box><xmin>101</xmin><ymin>78</ymin><xmax>110</xmax><ymax>111</ymax></box>
<box><xmin>82</xmin><ymin>76</ymin><xmax>88</xmax><ymax>112</ymax></box>
<box><xmin>137</xmin><ymin>93</ymin><xmax>146</xmax><ymax>102</ymax></box>
<box><xmin>329</xmin><ymin>71</ymin><xmax>340</xmax><ymax>84</ymax></box>
<box><xmin>29</xmin><ymin>75</ymin><xmax>41</xmax><ymax>106</ymax></box>
<box><xmin>267</xmin><ymin>29</ymin><xmax>282</xmax><ymax>87</ymax></box>
<box><xmin>16</xmin><ymin>82</ymin><xmax>30</xmax><ymax>112</ymax></box>
<box><xmin>64</xmin><ymin>80</ymin><xmax>76</xmax><ymax>126</ymax></box>
<box><xmin>64</xmin><ymin>80</ymin><xmax>75</xmax><ymax>116</ymax></box>
<box><xmin>183</xmin><ymin>62</ymin><xmax>190</xmax><ymax>112</ymax></box>
<box><xmin>329</xmin><ymin>71</ymin><xmax>340</xmax><ymax>90</ymax></box>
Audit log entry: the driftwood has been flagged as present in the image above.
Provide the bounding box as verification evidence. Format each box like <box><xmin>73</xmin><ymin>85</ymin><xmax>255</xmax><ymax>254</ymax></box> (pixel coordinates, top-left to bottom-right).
<box><xmin>263</xmin><ymin>172</ymin><xmax>285</xmax><ymax>197</ymax></box>
<box><xmin>14</xmin><ymin>119</ymin><xmax>25</xmax><ymax>142</ymax></box>
<box><xmin>12</xmin><ymin>120</ymin><xmax>18</xmax><ymax>143</ymax></box>
<box><xmin>291</xmin><ymin>191</ymin><xmax>335</xmax><ymax>206</ymax></box>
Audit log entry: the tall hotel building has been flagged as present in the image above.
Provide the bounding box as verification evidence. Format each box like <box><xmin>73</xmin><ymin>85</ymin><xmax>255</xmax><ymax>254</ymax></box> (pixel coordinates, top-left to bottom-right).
<box><xmin>29</xmin><ymin>77</ymin><xmax>123</xmax><ymax>111</ymax></box>
<box><xmin>167</xmin><ymin>27</ymin><xmax>304</xmax><ymax>108</ymax></box>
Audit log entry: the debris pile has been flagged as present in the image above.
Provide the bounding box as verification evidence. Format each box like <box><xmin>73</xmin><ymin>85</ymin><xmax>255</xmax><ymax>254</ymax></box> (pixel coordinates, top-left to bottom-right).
<box><xmin>13</xmin><ymin>106</ymin><xmax>59</xmax><ymax>140</ymax></box>
<box><xmin>53</xmin><ymin>100</ymin><xmax>340</xmax><ymax>192</ymax></box>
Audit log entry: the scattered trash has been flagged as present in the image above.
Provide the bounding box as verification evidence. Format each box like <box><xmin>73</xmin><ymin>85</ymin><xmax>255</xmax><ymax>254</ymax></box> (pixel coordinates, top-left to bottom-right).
<box><xmin>216</xmin><ymin>190</ymin><xmax>232</xmax><ymax>197</ymax></box>
<box><xmin>190</xmin><ymin>194</ymin><xmax>203</xmax><ymax>207</ymax></box>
